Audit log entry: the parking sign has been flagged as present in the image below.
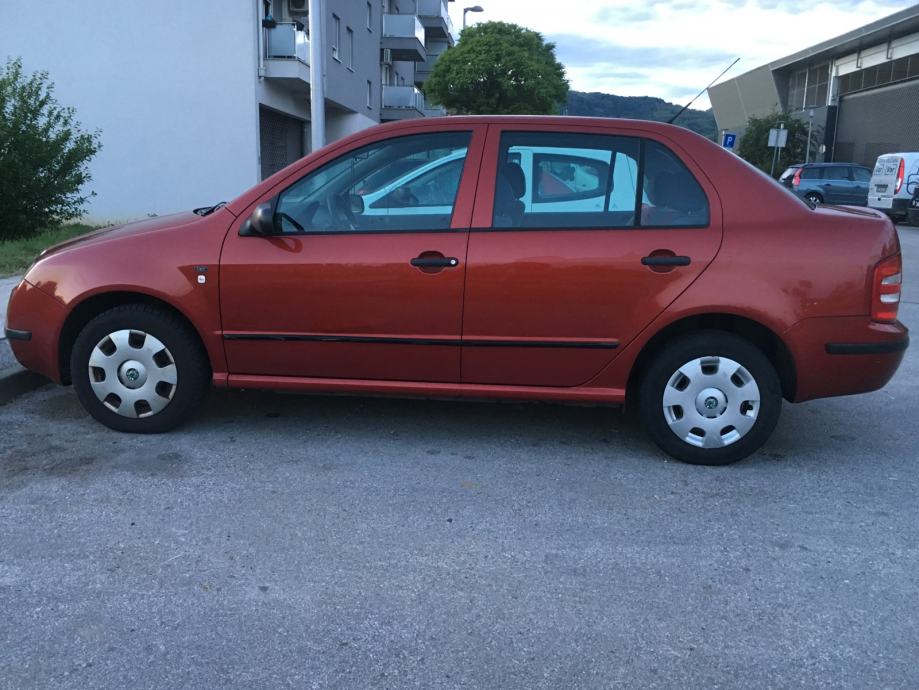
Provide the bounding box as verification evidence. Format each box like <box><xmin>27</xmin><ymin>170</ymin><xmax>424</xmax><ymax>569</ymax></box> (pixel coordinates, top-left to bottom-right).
<box><xmin>722</xmin><ymin>132</ymin><xmax>737</xmax><ymax>149</ymax></box>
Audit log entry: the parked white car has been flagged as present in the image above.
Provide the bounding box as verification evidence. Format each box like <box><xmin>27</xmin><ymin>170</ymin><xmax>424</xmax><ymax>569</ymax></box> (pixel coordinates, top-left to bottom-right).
<box><xmin>868</xmin><ymin>151</ymin><xmax>919</xmax><ymax>220</ymax></box>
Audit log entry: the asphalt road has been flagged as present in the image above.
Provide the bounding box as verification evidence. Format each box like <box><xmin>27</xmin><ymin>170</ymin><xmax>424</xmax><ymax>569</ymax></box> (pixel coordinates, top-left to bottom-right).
<box><xmin>1</xmin><ymin>228</ymin><xmax>918</xmax><ymax>689</ymax></box>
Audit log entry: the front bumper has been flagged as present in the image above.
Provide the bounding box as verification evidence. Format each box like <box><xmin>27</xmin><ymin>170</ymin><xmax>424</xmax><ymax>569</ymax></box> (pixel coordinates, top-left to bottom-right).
<box><xmin>785</xmin><ymin>316</ymin><xmax>908</xmax><ymax>402</ymax></box>
<box><xmin>5</xmin><ymin>280</ymin><xmax>66</xmax><ymax>382</ymax></box>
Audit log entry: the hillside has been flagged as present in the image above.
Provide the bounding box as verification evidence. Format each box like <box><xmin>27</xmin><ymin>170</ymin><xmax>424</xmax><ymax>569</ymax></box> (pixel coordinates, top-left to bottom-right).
<box><xmin>566</xmin><ymin>91</ymin><xmax>717</xmax><ymax>141</ymax></box>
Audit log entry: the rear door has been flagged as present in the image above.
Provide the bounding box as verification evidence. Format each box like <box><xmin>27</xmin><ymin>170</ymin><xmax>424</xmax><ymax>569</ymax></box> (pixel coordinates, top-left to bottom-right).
<box><xmin>869</xmin><ymin>155</ymin><xmax>901</xmax><ymax>209</ymax></box>
<box><xmin>822</xmin><ymin>166</ymin><xmax>853</xmax><ymax>204</ymax></box>
<box><xmin>460</xmin><ymin>125</ymin><xmax>722</xmax><ymax>387</ymax></box>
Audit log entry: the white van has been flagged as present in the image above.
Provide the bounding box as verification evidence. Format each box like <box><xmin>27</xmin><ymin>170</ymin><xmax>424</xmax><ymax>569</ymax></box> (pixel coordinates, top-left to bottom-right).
<box><xmin>868</xmin><ymin>152</ymin><xmax>919</xmax><ymax>219</ymax></box>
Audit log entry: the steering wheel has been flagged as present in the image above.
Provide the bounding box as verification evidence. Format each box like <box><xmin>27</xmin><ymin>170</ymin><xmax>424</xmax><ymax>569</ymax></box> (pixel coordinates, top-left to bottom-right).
<box><xmin>325</xmin><ymin>194</ymin><xmax>357</xmax><ymax>230</ymax></box>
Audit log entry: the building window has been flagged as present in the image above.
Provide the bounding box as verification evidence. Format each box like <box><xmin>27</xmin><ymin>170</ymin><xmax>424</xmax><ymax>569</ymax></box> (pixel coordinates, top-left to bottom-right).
<box><xmin>367</xmin><ymin>80</ymin><xmax>373</xmax><ymax>109</ymax></box>
<box><xmin>367</xmin><ymin>2</ymin><xmax>373</xmax><ymax>31</ymax></box>
<box><xmin>347</xmin><ymin>27</ymin><xmax>354</xmax><ymax>70</ymax></box>
<box><xmin>331</xmin><ymin>14</ymin><xmax>341</xmax><ymax>61</ymax></box>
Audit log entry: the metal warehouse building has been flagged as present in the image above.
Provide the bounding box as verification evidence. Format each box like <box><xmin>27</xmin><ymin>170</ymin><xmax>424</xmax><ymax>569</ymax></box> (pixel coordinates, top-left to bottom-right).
<box><xmin>708</xmin><ymin>5</ymin><xmax>919</xmax><ymax>167</ymax></box>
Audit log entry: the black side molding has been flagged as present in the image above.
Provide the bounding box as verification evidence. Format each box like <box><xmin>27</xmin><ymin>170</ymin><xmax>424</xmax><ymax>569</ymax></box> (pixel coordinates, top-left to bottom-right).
<box><xmin>4</xmin><ymin>328</ymin><xmax>31</xmax><ymax>342</ymax></box>
<box><xmin>825</xmin><ymin>338</ymin><xmax>909</xmax><ymax>355</ymax></box>
<box><xmin>224</xmin><ymin>333</ymin><xmax>618</xmax><ymax>349</ymax></box>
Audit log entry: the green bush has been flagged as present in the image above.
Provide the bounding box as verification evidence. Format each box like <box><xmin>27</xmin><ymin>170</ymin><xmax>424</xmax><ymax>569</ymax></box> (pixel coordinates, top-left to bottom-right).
<box><xmin>0</xmin><ymin>58</ymin><xmax>101</xmax><ymax>240</ymax></box>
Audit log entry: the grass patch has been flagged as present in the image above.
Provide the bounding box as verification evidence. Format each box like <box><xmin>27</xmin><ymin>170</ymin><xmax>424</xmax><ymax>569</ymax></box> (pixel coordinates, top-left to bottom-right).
<box><xmin>0</xmin><ymin>224</ymin><xmax>96</xmax><ymax>277</ymax></box>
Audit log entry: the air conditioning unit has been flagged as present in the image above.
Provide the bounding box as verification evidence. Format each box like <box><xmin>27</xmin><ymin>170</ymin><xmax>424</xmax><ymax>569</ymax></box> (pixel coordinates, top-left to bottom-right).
<box><xmin>382</xmin><ymin>48</ymin><xmax>393</xmax><ymax>65</ymax></box>
<box><xmin>288</xmin><ymin>0</ymin><xmax>308</xmax><ymax>15</ymax></box>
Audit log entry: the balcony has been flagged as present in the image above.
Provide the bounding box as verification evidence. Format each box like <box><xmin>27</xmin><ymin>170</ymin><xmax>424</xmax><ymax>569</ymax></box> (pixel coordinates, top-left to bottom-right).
<box><xmin>381</xmin><ymin>85</ymin><xmax>425</xmax><ymax>120</ymax></box>
<box><xmin>263</xmin><ymin>22</ymin><xmax>310</xmax><ymax>90</ymax></box>
<box><xmin>417</xmin><ymin>0</ymin><xmax>454</xmax><ymax>43</ymax></box>
<box><xmin>415</xmin><ymin>40</ymin><xmax>449</xmax><ymax>84</ymax></box>
<box><xmin>382</xmin><ymin>14</ymin><xmax>426</xmax><ymax>62</ymax></box>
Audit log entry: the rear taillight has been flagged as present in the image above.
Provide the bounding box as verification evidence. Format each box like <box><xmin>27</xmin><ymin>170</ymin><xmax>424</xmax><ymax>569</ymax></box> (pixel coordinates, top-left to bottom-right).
<box><xmin>895</xmin><ymin>158</ymin><xmax>905</xmax><ymax>194</ymax></box>
<box><xmin>792</xmin><ymin>168</ymin><xmax>802</xmax><ymax>187</ymax></box>
<box><xmin>872</xmin><ymin>254</ymin><xmax>902</xmax><ymax>323</ymax></box>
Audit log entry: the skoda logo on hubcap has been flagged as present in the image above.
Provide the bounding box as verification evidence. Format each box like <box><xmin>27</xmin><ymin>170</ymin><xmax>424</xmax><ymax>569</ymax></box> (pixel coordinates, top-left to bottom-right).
<box><xmin>704</xmin><ymin>396</ymin><xmax>719</xmax><ymax>410</ymax></box>
<box><xmin>126</xmin><ymin>368</ymin><xmax>139</xmax><ymax>382</ymax></box>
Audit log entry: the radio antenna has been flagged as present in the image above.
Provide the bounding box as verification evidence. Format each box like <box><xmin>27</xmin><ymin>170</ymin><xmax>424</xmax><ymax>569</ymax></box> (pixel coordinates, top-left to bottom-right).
<box><xmin>668</xmin><ymin>57</ymin><xmax>740</xmax><ymax>124</ymax></box>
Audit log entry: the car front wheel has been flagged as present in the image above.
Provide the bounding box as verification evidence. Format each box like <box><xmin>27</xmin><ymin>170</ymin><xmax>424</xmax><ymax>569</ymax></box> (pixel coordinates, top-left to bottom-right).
<box><xmin>70</xmin><ymin>305</ymin><xmax>209</xmax><ymax>432</ymax></box>
<box><xmin>638</xmin><ymin>331</ymin><xmax>782</xmax><ymax>465</ymax></box>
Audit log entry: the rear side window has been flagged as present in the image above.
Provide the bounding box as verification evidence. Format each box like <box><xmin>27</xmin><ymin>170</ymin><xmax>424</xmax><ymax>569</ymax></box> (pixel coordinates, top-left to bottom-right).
<box><xmin>641</xmin><ymin>140</ymin><xmax>709</xmax><ymax>227</ymax></box>
<box><xmin>853</xmin><ymin>167</ymin><xmax>871</xmax><ymax>182</ymax></box>
<box><xmin>822</xmin><ymin>166</ymin><xmax>848</xmax><ymax>181</ymax></box>
<box><xmin>801</xmin><ymin>167</ymin><xmax>823</xmax><ymax>180</ymax></box>
<box><xmin>491</xmin><ymin>132</ymin><xmax>708</xmax><ymax>229</ymax></box>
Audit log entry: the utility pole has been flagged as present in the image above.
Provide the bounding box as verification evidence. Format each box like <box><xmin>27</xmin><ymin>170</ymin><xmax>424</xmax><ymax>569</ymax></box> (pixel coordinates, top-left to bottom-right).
<box><xmin>309</xmin><ymin>0</ymin><xmax>325</xmax><ymax>151</ymax></box>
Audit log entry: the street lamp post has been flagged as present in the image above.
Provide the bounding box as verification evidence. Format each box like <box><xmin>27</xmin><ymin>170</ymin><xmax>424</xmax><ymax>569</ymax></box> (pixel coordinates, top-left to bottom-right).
<box><xmin>463</xmin><ymin>5</ymin><xmax>484</xmax><ymax>29</ymax></box>
<box><xmin>806</xmin><ymin>108</ymin><xmax>815</xmax><ymax>163</ymax></box>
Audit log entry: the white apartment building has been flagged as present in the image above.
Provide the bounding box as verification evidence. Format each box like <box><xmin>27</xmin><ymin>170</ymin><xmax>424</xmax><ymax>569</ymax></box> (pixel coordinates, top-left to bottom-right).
<box><xmin>0</xmin><ymin>1</ymin><xmax>454</xmax><ymax>222</ymax></box>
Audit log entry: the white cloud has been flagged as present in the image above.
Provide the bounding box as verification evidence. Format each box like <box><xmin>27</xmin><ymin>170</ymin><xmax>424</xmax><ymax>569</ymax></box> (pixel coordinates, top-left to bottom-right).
<box><xmin>447</xmin><ymin>0</ymin><xmax>913</xmax><ymax>108</ymax></box>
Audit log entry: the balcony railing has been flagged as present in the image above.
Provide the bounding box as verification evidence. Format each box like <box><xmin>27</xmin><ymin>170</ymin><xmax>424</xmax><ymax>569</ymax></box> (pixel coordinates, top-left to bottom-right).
<box><xmin>417</xmin><ymin>0</ymin><xmax>454</xmax><ymax>38</ymax></box>
<box><xmin>382</xmin><ymin>85</ymin><xmax>425</xmax><ymax>112</ymax></box>
<box><xmin>383</xmin><ymin>14</ymin><xmax>426</xmax><ymax>45</ymax></box>
<box><xmin>266</xmin><ymin>22</ymin><xmax>310</xmax><ymax>64</ymax></box>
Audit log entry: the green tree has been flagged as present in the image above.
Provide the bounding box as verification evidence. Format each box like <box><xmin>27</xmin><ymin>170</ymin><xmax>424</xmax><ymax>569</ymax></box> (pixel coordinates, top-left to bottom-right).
<box><xmin>0</xmin><ymin>58</ymin><xmax>101</xmax><ymax>240</ymax></box>
<box><xmin>736</xmin><ymin>110</ymin><xmax>818</xmax><ymax>177</ymax></box>
<box><xmin>424</xmin><ymin>21</ymin><xmax>569</xmax><ymax>115</ymax></box>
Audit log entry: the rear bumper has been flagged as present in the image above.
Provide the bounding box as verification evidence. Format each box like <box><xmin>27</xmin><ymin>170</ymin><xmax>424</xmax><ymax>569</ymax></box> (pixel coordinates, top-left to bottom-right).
<box><xmin>869</xmin><ymin>197</ymin><xmax>910</xmax><ymax>216</ymax></box>
<box><xmin>785</xmin><ymin>316</ymin><xmax>908</xmax><ymax>402</ymax></box>
<box><xmin>5</xmin><ymin>280</ymin><xmax>65</xmax><ymax>382</ymax></box>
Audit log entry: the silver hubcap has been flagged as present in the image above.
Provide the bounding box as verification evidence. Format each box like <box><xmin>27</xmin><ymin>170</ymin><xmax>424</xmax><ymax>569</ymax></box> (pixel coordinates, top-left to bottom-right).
<box><xmin>88</xmin><ymin>329</ymin><xmax>178</xmax><ymax>418</ymax></box>
<box><xmin>662</xmin><ymin>356</ymin><xmax>760</xmax><ymax>449</ymax></box>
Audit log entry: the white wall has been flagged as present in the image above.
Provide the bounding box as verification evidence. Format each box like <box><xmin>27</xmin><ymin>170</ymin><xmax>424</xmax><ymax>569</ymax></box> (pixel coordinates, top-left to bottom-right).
<box><xmin>0</xmin><ymin>2</ymin><xmax>261</xmax><ymax>223</ymax></box>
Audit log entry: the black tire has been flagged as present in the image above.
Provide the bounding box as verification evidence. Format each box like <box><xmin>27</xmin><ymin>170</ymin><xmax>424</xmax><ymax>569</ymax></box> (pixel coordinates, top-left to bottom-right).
<box><xmin>70</xmin><ymin>304</ymin><xmax>210</xmax><ymax>433</ymax></box>
<box><xmin>638</xmin><ymin>331</ymin><xmax>782</xmax><ymax>465</ymax></box>
<box><xmin>804</xmin><ymin>192</ymin><xmax>823</xmax><ymax>205</ymax></box>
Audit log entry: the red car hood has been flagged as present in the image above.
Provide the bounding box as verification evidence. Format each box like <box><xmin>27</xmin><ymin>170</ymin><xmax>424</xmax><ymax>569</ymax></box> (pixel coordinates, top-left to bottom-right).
<box><xmin>37</xmin><ymin>212</ymin><xmax>205</xmax><ymax>261</ymax></box>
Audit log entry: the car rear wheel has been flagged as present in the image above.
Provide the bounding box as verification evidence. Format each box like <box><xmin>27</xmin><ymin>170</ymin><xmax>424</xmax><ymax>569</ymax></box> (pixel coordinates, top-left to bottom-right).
<box><xmin>638</xmin><ymin>331</ymin><xmax>782</xmax><ymax>465</ymax></box>
<box><xmin>71</xmin><ymin>305</ymin><xmax>209</xmax><ymax>432</ymax></box>
<box><xmin>804</xmin><ymin>191</ymin><xmax>823</xmax><ymax>205</ymax></box>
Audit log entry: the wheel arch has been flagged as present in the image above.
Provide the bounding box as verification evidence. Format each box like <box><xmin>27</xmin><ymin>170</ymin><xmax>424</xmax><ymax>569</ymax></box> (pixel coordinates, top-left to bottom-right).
<box><xmin>626</xmin><ymin>313</ymin><xmax>797</xmax><ymax>404</ymax></box>
<box><xmin>58</xmin><ymin>291</ymin><xmax>209</xmax><ymax>385</ymax></box>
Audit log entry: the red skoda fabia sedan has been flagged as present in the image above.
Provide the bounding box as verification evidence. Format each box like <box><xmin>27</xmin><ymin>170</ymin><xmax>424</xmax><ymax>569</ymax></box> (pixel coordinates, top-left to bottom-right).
<box><xmin>6</xmin><ymin>117</ymin><xmax>908</xmax><ymax>465</ymax></box>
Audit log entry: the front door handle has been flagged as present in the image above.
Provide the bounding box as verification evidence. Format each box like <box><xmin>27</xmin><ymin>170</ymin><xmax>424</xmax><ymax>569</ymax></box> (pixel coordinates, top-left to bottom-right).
<box><xmin>641</xmin><ymin>254</ymin><xmax>691</xmax><ymax>267</ymax></box>
<box><xmin>411</xmin><ymin>254</ymin><xmax>459</xmax><ymax>269</ymax></box>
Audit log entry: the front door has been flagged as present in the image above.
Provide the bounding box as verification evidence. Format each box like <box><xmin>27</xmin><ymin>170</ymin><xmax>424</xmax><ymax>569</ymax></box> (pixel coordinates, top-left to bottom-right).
<box><xmin>461</xmin><ymin>127</ymin><xmax>722</xmax><ymax>387</ymax></box>
<box><xmin>220</xmin><ymin>127</ymin><xmax>484</xmax><ymax>383</ymax></box>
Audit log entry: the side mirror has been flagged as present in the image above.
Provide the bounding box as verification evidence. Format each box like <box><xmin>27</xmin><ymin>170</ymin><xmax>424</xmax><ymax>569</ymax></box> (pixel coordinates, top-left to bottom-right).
<box><xmin>240</xmin><ymin>201</ymin><xmax>276</xmax><ymax>236</ymax></box>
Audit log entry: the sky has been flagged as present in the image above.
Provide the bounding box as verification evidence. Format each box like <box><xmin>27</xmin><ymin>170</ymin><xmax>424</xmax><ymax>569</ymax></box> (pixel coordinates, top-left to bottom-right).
<box><xmin>446</xmin><ymin>0</ymin><xmax>916</xmax><ymax>109</ymax></box>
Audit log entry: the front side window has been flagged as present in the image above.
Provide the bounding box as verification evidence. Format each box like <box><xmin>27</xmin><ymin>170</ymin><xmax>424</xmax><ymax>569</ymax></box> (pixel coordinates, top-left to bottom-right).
<box><xmin>853</xmin><ymin>167</ymin><xmax>871</xmax><ymax>183</ymax></box>
<box><xmin>492</xmin><ymin>132</ymin><xmax>707</xmax><ymax>229</ymax></box>
<box><xmin>275</xmin><ymin>132</ymin><xmax>471</xmax><ymax>233</ymax></box>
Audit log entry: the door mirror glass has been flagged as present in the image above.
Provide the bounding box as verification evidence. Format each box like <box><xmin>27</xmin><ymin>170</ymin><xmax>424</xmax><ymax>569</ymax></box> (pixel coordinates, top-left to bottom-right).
<box><xmin>241</xmin><ymin>201</ymin><xmax>276</xmax><ymax>236</ymax></box>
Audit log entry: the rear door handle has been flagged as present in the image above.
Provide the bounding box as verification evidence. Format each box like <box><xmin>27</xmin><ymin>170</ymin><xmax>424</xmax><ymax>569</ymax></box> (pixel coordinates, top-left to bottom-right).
<box><xmin>411</xmin><ymin>256</ymin><xmax>459</xmax><ymax>268</ymax></box>
<box><xmin>641</xmin><ymin>255</ymin><xmax>691</xmax><ymax>267</ymax></box>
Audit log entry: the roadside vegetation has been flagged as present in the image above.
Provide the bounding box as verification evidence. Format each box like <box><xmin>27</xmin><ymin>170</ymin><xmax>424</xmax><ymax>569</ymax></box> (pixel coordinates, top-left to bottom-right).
<box><xmin>0</xmin><ymin>224</ymin><xmax>94</xmax><ymax>276</ymax></box>
<box><xmin>0</xmin><ymin>58</ymin><xmax>101</xmax><ymax>241</ymax></box>
<box><xmin>737</xmin><ymin>111</ymin><xmax>820</xmax><ymax>177</ymax></box>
